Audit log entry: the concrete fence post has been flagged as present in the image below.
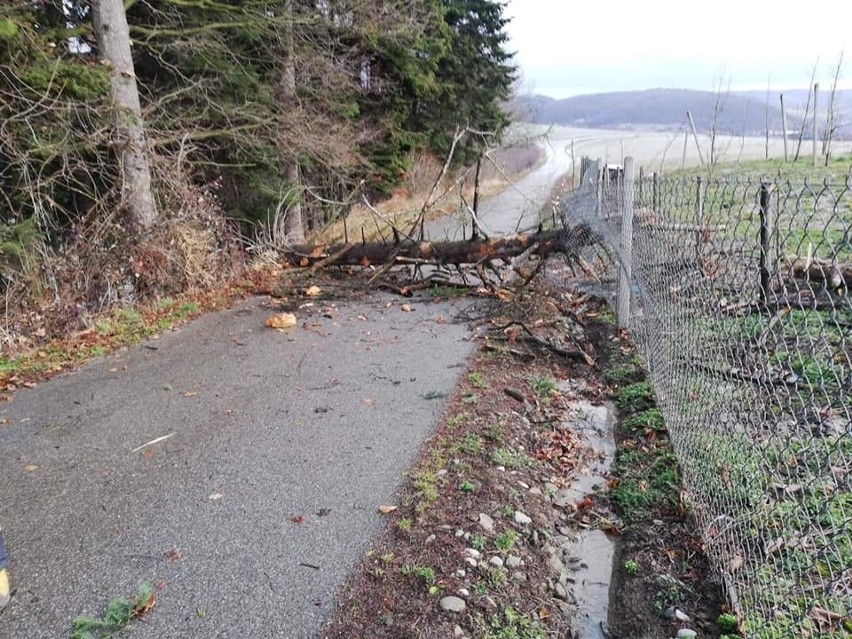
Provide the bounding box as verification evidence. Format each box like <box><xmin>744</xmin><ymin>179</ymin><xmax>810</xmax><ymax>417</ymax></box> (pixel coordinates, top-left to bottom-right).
<box><xmin>618</xmin><ymin>156</ymin><xmax>635</xmax><ymax>329</ymax></box>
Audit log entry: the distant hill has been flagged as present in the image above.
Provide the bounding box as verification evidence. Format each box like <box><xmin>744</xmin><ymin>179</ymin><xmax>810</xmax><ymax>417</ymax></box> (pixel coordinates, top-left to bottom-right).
<box><xmin>511</xmin><ymin>88</ymin><xmax>852</xmax><ymax>139</ymax></box>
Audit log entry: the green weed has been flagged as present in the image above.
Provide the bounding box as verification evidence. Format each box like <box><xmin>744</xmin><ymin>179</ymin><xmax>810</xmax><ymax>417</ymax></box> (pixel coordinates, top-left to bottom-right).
<box><xmin>70</xmin><ymin>583</ymin><xmax>154</xmax><ymax>639</ymax></box>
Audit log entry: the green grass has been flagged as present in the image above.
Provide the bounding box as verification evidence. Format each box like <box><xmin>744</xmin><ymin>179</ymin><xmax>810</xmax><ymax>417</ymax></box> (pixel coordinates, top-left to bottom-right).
<box><xmin>70</xmin><ymin>583</ymin><xmax>154</xmax><ymax>639</ymax></box>
<box><xmin>471</xmin><ymin>606</ymin><xmax>546</xmax><ymax>639</ymax></box>
<box><xmin>468</xmin><ymin>371</ymin><xmax>488</xmax><ymax>389</ymax></box>
<box><xmin>401</xmin><ymin>564</ymin><xmax>436</xmax><ymax>584</ymax></box>
<box><xmin>529</xmin><ymin>376</ymin><xmax>557</xmax><ymax>397</ymax></box>
<box><xmin>494</xmin><ymin>530</ymin><xmax>517</xmax><ymax>552</ymax></box>
<box><xmin>616</xmin><ymin>381</ymin><xmax>656</xmax><ymax>413</ymax></box>
<box><xmin>458</xmin><ymin>433</ymin><xmax>484</xmax><ymax>455</ymax></box>
<box><xmin>491</xmin><ymin>446</ymin><xmax>534</xmax><ymax>469</ymax></box>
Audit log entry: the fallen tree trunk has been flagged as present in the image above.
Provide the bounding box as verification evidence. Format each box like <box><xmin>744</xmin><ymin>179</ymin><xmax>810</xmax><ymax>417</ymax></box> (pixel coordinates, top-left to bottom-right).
<box><xmin>782</xmin><ymin>256</ymin><xmax>852</xmax><ymax>288</ymax></box>
<box><xmin>281</xmin><ymin>226</ymin><xmax>598</xmax><ymax>268</ymax></box>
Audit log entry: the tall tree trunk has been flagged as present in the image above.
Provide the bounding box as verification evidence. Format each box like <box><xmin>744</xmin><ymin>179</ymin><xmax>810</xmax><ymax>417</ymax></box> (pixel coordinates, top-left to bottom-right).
<box><xmin>91</xmin><ymin>0</ymin><xmax>157</xmax><ymax>228</ymax></box>
<box><xmin>277</xmin><ymin>0</ymin><xmax>305</xmax><ymax>244</ymax></box>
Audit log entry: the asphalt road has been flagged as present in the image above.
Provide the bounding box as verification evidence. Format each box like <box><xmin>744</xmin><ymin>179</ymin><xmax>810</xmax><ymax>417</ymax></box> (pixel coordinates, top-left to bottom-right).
<box><xmin>0</xmin><ymin>295</ymin><xmax>474</xmax><ymax>638</ymax></box>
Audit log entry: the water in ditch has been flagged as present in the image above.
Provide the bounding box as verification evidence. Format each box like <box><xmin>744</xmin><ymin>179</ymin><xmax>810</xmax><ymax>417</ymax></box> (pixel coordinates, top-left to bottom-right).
<box><xmin>555</xmin><ymin>396</ymin><xmax>618</xmax><ymax>639</ymax></box>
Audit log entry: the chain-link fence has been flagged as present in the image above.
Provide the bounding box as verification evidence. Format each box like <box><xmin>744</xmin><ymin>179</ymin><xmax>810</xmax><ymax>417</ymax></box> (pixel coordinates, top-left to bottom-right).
<box><xmin>558</xmin><ymin>160</ymin><xmax>851</xmax><ymax>638</ymax></box>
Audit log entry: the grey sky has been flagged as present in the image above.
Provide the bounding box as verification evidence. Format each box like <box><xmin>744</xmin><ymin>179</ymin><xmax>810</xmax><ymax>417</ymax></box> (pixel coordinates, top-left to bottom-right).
<box><xmin>505</xmin><ymin>0</ymin><xmax>851</xmax><ymax>97</ymax></box>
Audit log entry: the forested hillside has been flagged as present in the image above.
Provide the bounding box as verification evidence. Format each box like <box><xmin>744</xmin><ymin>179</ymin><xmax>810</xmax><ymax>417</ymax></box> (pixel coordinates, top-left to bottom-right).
<box><xmin>0</xmin><ymin>0</ymin><xmax>514</xmax><ymax>331</ymax></box>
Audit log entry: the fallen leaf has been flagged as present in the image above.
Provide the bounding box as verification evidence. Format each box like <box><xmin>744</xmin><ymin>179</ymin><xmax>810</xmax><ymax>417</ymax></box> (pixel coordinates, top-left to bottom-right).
<box><xmin>208</xmin><ymin>493</ymin><xmax>224</xmax><ymax>501</ymax></box>
<box><xmin>729</xmin><ymin>555</ymin><xmax>744</xmax><ymax>572</ymax></box>
<box><xmin>378</xmin><ymin>505</ymin><xmax>397</xmax><ymax>514</ymax></box>
<box><xmin>165</xmin><ymin>548</ymin><xmax>183</xmax><ymax>563</ymax></box>
<box><xmin>183</xmin><ymin>391</ymin><xmax>199</xmax><ymax>397</ymax></box>
<box><xmin>23</xmin><ymin>382</ymin><xmax>37</xmax><ymax>389</ymax></box>
<box><xmin>290</xmin><ymin>515</ymin><xmax>305</xmax><ymax>524</ymax></box>
<box><xmin>109</xmin><ymin>367</ymin><xmax>119</xmax><ymax>373</ymax></box>
<box><xmin>24</xmin><ymin>464</ymin><xmax>38</xmax><ymax>472</ymax></box>
<box><xmin>400</xmin><ymin>303</ymin><xmax>413</xmax><ymax>312</ymax></box>
<box><xmin>266</xmin><ymin>313</ymin><xmax>297</xmax><ymax>330</ymax></box>
<box><xmin>362</xmin><ymin>397</ymin><xmax>374</xmax><ymax>406</ymax></box>
<box><xmin>305</xmin><ymin>285</ymin><xmax>322</xmax><ymax>297</ymax></box>
<box><xmin>141</xmin><ymin>448</ymin><xmax>155</xmax><ymax>459</ymax></box>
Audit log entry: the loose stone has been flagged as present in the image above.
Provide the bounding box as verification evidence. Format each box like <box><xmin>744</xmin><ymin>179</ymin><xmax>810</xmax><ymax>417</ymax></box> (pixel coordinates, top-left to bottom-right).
<box><xmin>440</xmin><ymin>596</ymin><xmax>466</xmax><ymax>613</ymax></box>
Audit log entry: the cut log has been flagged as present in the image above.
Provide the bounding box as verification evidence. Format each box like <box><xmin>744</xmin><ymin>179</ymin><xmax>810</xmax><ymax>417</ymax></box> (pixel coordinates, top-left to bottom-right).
<box><xmin>782</xmin><ymin>256</ymin><xmax>852</xmax><ymax>289</ymax></box>
<box><xmin>281</xmin><ymin>226</ymin><xmax>598</xmax><ymax>268</ymax></box>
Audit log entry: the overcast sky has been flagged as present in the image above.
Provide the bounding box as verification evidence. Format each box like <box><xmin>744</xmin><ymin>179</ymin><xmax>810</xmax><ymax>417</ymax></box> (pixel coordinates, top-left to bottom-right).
<box><xmin>505</xmin><ymin>0</ymin><xmax>851</xmax><ymax>98</ymax></box>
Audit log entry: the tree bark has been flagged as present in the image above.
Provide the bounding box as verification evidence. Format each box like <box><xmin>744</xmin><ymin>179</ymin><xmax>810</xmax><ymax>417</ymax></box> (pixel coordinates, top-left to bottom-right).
<box><xmin>280</xmin><ymin>227</ymin><xmax>598</xmax><ymax>268</ymax></box>
<box><xmin>277</xmin><ymin>0</ymin><xmax>305</xmax><ymax>243</ymax></box>
<box><xmin>91</xmin><ymin>0</ymin><xmax>157</xmax><ymax>228</ymax></box>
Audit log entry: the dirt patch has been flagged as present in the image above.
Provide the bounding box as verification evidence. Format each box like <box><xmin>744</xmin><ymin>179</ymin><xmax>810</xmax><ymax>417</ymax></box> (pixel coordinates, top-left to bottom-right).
<box><xmin>320</xmin><ymin>266</ymin><xmax>731</xmax><ymax>639</ymax></box>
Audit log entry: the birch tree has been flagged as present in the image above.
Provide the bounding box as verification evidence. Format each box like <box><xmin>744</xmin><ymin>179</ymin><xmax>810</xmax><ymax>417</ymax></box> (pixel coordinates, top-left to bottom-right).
<box><xmin>91</xmin><ymin>0</ymin><xmax>157</xmax><ymax>228</ymax></box>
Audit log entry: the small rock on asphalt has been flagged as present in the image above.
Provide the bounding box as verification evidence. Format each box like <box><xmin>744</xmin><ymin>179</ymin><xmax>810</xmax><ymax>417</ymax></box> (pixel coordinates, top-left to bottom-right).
<box><xmin>440</xmin><ymin>596</ymin><xmax>466</xmax><ymax>613</ymax></box>
<box><xmin>514</xmin><ymin>511</ymin><xmax>532</xmax><ymax>525</ymax></box>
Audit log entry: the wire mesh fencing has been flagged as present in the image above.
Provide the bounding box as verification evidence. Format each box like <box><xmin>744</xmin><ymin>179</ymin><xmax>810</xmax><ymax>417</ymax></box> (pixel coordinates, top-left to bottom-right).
<box><xmin>558</xmin><ymin>159</ymin><xmax>851</xmax><ymax>638</ymax></box>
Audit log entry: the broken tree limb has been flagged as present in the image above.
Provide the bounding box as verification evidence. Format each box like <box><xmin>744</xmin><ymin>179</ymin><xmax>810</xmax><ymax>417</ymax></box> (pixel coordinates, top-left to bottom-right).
<box><xmin>281</xmin><ymin>227</ymin><xmax>598</xmax><ymax>269</ymax></box>
<box><xmin>782</xmin><ymin>256</ymin><xmax>852</xmax><ymax>289</ymax></box>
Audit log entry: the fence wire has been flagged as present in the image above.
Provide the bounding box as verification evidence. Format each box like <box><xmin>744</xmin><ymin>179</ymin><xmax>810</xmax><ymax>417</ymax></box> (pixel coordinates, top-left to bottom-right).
<box><xmin>558</xmin><ymin>161</ymin><xmax>851</xmax><ymax>638</ymax></box>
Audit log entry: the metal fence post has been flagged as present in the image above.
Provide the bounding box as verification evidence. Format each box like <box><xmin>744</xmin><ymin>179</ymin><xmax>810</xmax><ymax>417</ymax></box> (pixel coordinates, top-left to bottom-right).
<box><xmin>618</xmin><ymin>157</ymin><xmax>635</xmax><ymax>328</ymax></box>
<box><xmin>758</xmin><ymin>182</ymin><xmax>771</xmax><ymax>305</ymax></box>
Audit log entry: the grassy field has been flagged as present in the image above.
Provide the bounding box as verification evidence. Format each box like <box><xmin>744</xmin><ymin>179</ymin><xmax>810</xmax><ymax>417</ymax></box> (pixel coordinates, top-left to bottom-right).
<box><xmin>619</xmin><ymin>156</ymin><xmax>852</xmax><ymax>638</ymax></box>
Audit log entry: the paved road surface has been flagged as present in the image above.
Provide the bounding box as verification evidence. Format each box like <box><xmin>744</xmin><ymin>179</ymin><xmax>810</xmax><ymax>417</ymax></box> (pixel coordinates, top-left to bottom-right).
<box><xmin>0</xmin><ymin>295</ymin><xmax>473</xmax><ymax>638</ymax></box>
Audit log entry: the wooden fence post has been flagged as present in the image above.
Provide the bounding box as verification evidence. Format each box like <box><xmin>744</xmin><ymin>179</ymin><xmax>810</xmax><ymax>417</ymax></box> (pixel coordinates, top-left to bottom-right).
<box><xmin>759</xmin><ymin>182</ymin><xmax>771</xmax><ymax>305</ymax></box>
<box><xmin>595</xmin><ymin>157</ymin><xmax>603</xmax><ymax>217</ymax></box>
<box><xmin>813</xmin><ymin>83</ymin><xmax>819</xmax><ymax>168</ymax></box>
<box><xmin>695</xmin><ymin>176</ymin><xmax>704</xmax><ymax>262</ymax></box>
<box><xmin>618</xmin><ymin>157</ymin><xmax>635</xmax><ymax>329</ymax></box>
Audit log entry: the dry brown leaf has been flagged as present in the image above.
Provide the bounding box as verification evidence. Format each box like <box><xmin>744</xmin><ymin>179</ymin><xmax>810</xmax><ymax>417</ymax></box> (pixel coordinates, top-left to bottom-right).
<box><xmin>208</xmin><ymin>493</ymin><xmax>224</xmax><ymax>501</ymax></box>
<box><xmin>729</xmin><ymin>555</ymin><xmax>744</xmax><ymax>572</ymax></box>
<box><xmin>183</xmin><ymin>391</ymin><xmax>199</xmax><ymax>397</ymax></box>
<box><xmin>24</xmin><ymin>464</ymin><xmax>38</xmax><ymax>472</ymax></box>
<box><xmin>378</xmin><ymin>505</ymin><xmax>397</xmax><ymax>514</ymax></box>
<box><xmin>305</xmin><ymin>285</ymin><xmax>322</xmax><ymax>297</ymax></box>
<box><xmin>362</xmin><ymin>397</ymin><xmax>374</xmax><ymax>406</ymax></box>
<box><xmin>23</xmin><ymin>382</ymin><xmax>37</xmax><ymax>389</ymax></box>
<box><xmin>141</xmin><ymin>449</ymin><xmax>155</xmax><ymax>459</ymax></box>
<box><xmin>165</xmin><ymin>548</ymin><xmax>183</xmax><ymax>563</ymax></box>
<box><xmin>109</xmin><ymin>367</ymin><xmax>119</xmax><ymax>373</ymax></box>
<box><xmin>266</xmin><ymin>313</ymin><xmax>297</xmax><ymax>330</ymax></box>
<box><xmin>400</xmin><ymin>304</ymin><xmax>413</xmax><ymax>312</ymax></box>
